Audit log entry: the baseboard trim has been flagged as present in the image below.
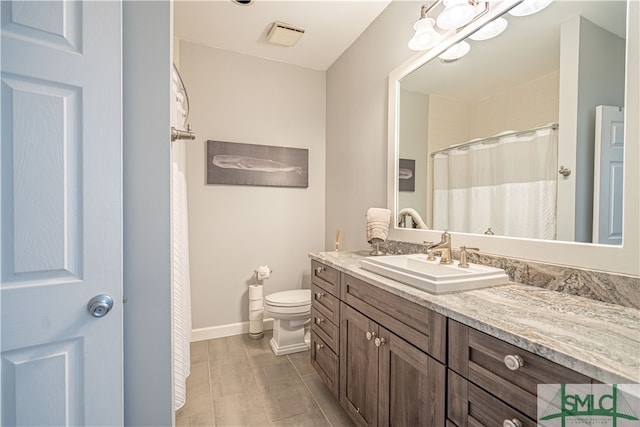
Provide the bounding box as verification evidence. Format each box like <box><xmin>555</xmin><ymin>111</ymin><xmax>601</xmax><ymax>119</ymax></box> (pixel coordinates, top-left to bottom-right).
<box><xmin>191</xmin><ymin>319</ymin><xmax>274</xmax><ymax>342</ymax></box>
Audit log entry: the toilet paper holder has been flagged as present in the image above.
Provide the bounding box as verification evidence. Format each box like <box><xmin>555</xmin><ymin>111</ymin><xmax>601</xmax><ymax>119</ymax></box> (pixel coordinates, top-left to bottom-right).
<box><xmin>254</xmin><ymin>266</ymin><xmax>273</xmax><ymax>281</ymax></box>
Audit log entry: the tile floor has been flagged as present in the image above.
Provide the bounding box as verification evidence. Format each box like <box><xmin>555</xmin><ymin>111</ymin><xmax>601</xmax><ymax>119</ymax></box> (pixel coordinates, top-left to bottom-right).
<box><xmin>176</xmin><ymin>331</ymin><xmax>355</xmax><ymax>427</ymax></box>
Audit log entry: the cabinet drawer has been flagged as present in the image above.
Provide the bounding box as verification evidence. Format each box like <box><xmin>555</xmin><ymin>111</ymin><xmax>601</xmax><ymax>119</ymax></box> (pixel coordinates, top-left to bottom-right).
<box><xmin>310</xmin><ymin>331</ymin><xmax>339</xmax><ymax>398</ymax></box>
<box><xmin>311</xmin><ymin>260</ymin><xmax>340</xmax><ymax>296</ymax></box>
<box><xmin>312</xmin><ymin>283</ymin><xmax>339</xmax><ymax>325</ymax></box>
<box><xmin>311</xmin><ymin>306</ymin><xmax>339</xmax><ymax>353</ymax></box>
<box><xmin>341</xmin><ymin>273</ymin><xmax>447</xmax><ymax>363</ymax></box>
<box><xmin>449</xmin><ymin>320</ymin><xmax>591</xmax><ymax>420</ymax></box>
<box><xmin>448</xmin><ymin>370</ymin><xmax>536</xmax><ymax>427</ymax></box>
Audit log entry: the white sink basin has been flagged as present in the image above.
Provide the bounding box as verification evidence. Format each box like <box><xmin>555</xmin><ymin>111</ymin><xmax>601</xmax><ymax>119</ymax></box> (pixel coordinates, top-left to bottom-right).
<box><xmin>360</xmin><ymin>254</ymin><xmax>509</xmax><ymax>294</ymax></box>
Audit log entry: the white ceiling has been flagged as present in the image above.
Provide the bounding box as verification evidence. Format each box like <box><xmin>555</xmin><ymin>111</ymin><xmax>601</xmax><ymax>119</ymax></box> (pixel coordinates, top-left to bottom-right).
<box><xmin>173</xmin><ymin>0</ymin><xmax>392</xmax><ymax>71</ymax></box>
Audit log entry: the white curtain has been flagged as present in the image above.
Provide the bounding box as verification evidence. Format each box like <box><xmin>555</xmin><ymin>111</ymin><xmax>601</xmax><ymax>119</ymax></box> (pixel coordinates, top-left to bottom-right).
<box><xmin>433</xmin><ymin>127</ymin><xmax>558</xmax><ymax>240</ymax></box>
<box><xmin>172</xmin><ymin>67</ymin><xmax>192</xmax><ymax>411</ymax></box>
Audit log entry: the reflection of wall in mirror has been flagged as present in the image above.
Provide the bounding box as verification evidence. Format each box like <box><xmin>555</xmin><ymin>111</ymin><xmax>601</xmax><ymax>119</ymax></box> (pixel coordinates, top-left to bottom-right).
<box><xmin>399</xmin><ymin>89</ymin><xmax>428</xmax><ymax>225</ymax></box>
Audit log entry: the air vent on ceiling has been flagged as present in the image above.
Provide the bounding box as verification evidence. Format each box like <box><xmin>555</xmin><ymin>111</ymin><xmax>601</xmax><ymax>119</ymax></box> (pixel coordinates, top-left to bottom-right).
<box><xmin>266</xmin><ymin>22</ymin><xmax>305</xmax><ymax>47</ymax></box>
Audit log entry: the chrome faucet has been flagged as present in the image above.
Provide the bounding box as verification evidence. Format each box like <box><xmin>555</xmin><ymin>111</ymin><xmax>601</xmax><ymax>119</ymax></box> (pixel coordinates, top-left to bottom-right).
<box><xmin>426</xmin><ymin>231</ymin><xmax>453</xmax><ymax>264</ymax></box>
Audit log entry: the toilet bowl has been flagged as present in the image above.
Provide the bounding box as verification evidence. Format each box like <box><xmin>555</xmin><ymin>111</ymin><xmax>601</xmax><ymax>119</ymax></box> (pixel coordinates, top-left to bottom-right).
<box><xmin>264</xmin><ymin>289</ymin><xmax>311</xmax><ymax>356</ymax></box>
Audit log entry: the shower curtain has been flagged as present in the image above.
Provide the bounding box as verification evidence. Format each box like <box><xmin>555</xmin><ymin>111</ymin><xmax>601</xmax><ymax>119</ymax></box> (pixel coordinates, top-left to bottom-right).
<box><xmin>172</xmin><ymin>67</ymin><xmax>192</xmax><ymax>411</ymax></box>
<box><xmin>433</xmin><ymin>127</ymin><xmax>558</xmax><ymax>240</ymax></box>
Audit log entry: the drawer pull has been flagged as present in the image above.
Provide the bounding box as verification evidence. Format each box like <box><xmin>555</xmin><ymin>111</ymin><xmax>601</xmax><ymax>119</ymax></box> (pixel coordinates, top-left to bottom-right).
<box><xmin>503</xmin><ymin>418</ymin><xmax>523</xmax><ymax>427</ymax></box>
<box><xmin>504</xmin><ymin>354</ymin><xmax>525</xmax><ymax>371</ymax></box>
<box><xmin>374</xmin><ymin>337</ymin><xmax>386</xmax><ymax>347</ymax></box>
<box><xmin>315</xmin><ymin>317</ymin><xmax>325</xmax><ymax>325</ymax></box>
<box><xmin>315</xmin><ymin>291</ymin><xmax>325</xmax><ymax>300</ymax></box>
<box><xmin>315</xmin><ymin>266</ymin><xmax>324</xmax><ymax>274</ymax></box>
<box><xmin>315</xmin><ymin>343</ymin><xmax>324</xmax><ymax>351</ymax></box>
<box><xmin>366</xmin><ymin>331</ymin><xmax>376</xmax><ymax>341</ymax></box>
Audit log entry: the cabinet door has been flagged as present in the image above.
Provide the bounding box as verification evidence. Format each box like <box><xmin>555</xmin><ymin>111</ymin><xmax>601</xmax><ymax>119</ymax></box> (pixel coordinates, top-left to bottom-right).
<box><xmin>340</xmin><ymin>303</ymin><xmax>379</xmax><ymax>426</ymax></box>
<box><xmin>378</xmin><ymin>327</ymin><xmax>446</xmax><ymax>427</ymax></box>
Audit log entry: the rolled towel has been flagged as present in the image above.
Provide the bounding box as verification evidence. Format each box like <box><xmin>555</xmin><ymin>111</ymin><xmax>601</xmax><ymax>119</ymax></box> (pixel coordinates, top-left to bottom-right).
<box><xmin>366</xmin><ymin>208</ymin><xmax>391</xmax><ymax>243</ymax></box>
<box><xmin>398</xmin><ymin>208</ymin><xmax>428</xmax><ymax>229</ymax></box>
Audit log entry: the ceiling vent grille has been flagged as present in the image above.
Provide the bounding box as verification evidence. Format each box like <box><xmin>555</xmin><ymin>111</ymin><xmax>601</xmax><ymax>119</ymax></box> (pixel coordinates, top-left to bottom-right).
<box><xmin>266</xmin><ymin>22</ymin><xmax>305</xmax><ymax>47</ymax></box>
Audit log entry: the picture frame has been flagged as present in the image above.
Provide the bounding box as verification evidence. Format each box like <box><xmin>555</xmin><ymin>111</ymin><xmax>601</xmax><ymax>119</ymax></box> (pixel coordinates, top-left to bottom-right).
<box><xmin>207</xmin><ymin>140</ymin><xmax>309</xmax><ymax>188</ymax></box>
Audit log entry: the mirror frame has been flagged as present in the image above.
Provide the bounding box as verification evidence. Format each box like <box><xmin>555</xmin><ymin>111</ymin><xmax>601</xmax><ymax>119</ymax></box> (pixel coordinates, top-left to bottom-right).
<box><xmin>387</xmin><ymin>0</ymin><xmax>639</xmax><ymax>277</ymax></box>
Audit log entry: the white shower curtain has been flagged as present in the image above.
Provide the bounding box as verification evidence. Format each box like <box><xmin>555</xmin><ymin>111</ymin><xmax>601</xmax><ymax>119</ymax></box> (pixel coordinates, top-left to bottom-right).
<box><xmin>433</xmin><ymin>127</ymin><xmax>558</xmax><ymax>240</ymax></box>
<box><xmin>172</xmin><ymin>67</ymin><xmax>192</xmax><ymax>411</ymax></box>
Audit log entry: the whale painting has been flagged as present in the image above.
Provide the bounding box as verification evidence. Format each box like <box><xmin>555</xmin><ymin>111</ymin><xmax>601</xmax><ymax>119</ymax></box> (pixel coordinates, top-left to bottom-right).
<box><xmin>399</xmin><ymin>158</ymin><xmax>415</xmax><ymax>192</ymax></box>
<box><xmin>207</xmin><ymin>140</ymin><xmax>308</xmax><ymax>188</ymax></box>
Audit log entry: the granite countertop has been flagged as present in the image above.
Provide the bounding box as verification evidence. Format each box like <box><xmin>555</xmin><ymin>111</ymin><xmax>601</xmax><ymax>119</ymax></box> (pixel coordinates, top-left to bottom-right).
<box><xmin>309</xmin><ymin>250</ymin><xmax>640</xmax><ymax>384</ymax></box>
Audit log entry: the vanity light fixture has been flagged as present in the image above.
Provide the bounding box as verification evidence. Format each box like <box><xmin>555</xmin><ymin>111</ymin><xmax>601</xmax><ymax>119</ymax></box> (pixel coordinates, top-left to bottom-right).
<box><xmin>438</xmin><ymin>40</ymin><xmax>471</xmax><ymax>61</ymax></box>
<box><xmin>436</xmin><ymin>0</ymin><xmax>479</xmax><ymax>31</ymax></box>
<box><xmin>508</xmin><ymin>0</ymin><xmax>553</xmax><ymax>17</ymax></box>
<box><xmin>408</xmin><ymin>16</ymin><xmax>442</xmax><ymax>50</ymax></box>
<box><xmin>468</xmin><ymin>17</ymin><xmax>508</xmax><ymax>41</ymax></box>
<box><xmin>408</xmin><ymin>0</ymin><xmax>554</xmax><ymax>52</ymax></box>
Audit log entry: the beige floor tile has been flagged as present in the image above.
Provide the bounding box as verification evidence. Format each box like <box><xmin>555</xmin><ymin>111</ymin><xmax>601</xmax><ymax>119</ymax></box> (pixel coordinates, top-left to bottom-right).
<box><xmin>212</xmin><ymin>391</ymin><xmax>270</xmax><ymax>427</ymax></box>
<box><xmin>190</xmin><ymin>341</ymin><xmax>209</xmax><ymax>363</ymax></box>
<box><xmin>301</xmin><ymin>372</ymin><xmax>355</xmax><ymax>427</ymax></box>
<box><xmin>287</xmin><ymin>351</ymin><xmax>316</xmax><ymax>377</ymax></box>
<box><xmin>176</xmin><ymin>333</ymin><xmax>352</xmax><ymax>427</ymax></box>
<box><xmin>262</xmin><ymin>383</ymin><xmax>320</xmax><ymax>422</ymax></box>
<box><xmin>270</xmin><ymin>409</ymin><xmax>330</xmax><ymax>427</ymax></box>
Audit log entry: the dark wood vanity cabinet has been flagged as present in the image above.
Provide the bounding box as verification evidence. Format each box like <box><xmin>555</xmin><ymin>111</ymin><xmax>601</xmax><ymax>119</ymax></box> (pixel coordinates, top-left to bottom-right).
<box><xmin>310</xmin><ymin>259</ymin><xmax>599</xmax><ymax>427</ymax></box>
<box><xmin>310</xmin><ymin>260</ymin><xmax>341</xmax><ymax>398</ymax></box>
<box><xmin>447</xmin><ymin>319</ymin><xmax>592</xmax><ymax>426</ymax></box>
<box><xmin>340</xmin><ymin>274</ymin><xmax>446</xmax><ymax>427</ymax></box>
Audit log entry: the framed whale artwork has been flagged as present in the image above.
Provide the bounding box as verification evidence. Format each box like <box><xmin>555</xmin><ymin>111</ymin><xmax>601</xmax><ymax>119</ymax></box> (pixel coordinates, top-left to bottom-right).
<box><xmin>206</xmin><ymin>140</ymin><xmax>309</xmax><ymax>188</ymax></box>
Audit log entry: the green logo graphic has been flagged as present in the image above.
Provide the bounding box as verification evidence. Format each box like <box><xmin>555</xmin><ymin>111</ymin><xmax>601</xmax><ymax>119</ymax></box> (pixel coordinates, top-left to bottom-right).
<box><xmin>538</xmin><ymin>384</ymin><xmax>640</xmax><ymax>427</ymax></box>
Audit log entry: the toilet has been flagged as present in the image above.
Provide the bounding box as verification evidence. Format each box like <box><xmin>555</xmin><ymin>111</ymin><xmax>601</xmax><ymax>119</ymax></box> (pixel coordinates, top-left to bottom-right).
<box><xmin>264</xmin><ymin>289</ymin><xmax>311</xmax><ymax>356</ymax></box>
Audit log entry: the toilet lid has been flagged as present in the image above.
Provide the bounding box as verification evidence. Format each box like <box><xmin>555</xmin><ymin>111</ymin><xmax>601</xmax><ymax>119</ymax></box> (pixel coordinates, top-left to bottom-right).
<box><xmin>265</xmin><ymin>289</ymin><xmax>311</xmax><ymax>307</ymax></box>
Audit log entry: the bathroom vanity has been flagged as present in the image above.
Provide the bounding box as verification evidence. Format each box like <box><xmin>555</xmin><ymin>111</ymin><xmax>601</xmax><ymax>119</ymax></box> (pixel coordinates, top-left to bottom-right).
<box><xmin>309</xmin><ymin>251</ymin><xmax>640</xmax><ymax>427</ymax></box>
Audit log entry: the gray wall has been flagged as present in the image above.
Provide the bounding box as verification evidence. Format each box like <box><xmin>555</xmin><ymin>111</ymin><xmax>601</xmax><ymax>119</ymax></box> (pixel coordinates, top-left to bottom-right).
<box><xmin>326</xmin><ymin>1</ymin><xmax>423</xmax><ymax>251</ymax></box>
<box><xmin>123</xmin><ymin>2</ymin><xmax>173</xmax><ymax>425</ymax></box>
<box><xmin>178</xmin><ymin>41</ymin><xmax>326</xmax><ymax>333</ymax></box>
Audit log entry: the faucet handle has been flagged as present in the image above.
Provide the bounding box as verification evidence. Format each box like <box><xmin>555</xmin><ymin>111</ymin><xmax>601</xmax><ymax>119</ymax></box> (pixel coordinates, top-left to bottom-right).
<box><xmin>423</xmin><ymin>241</ymin><xmax>436</xmax><ymax>260</ymax></box>
<box><xmin>458</xmin><ymin>246</ymin><xmax>479</xmax><ymax>268</ymax></box>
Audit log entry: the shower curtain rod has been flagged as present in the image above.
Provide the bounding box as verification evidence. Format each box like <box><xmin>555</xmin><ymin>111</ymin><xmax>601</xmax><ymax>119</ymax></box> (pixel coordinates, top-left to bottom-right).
<box><xmin>430</xmin><ymin>123</ymin><xmax>558</xmax><ymax>157</ymax></box>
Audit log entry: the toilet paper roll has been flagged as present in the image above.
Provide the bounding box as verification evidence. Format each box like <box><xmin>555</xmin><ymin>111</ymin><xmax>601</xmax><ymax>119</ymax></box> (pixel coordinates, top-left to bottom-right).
<box><xmin>249</xmin><ymin>299</ymin><xmax>263</xmax><ymax>311</ymax></box>
<box><xmin>249</xmin><ymin>309</ymin><xmax>264</xmax><ymax>321</ymax></box>
<box><xmin>256</xmin><ymin>265</ymin><xmax>270</xmax><ymax>281</ymax></box>
<box><xmin>249</xmin><ymin>284</ymin><xmax>263</xmax><ymax>300</ymax></box>
<box><xmin>249</xmin><ymin>318</ymin><xmax>263</xmax><ymax>334</ymax></box>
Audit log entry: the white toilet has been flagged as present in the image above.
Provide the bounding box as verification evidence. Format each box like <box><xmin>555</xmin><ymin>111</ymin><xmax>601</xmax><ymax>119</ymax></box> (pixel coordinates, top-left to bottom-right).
<box><xmin>264</xmin><ymin>289</ymin><xmax>311</xmax><ymax>356</ymax></box>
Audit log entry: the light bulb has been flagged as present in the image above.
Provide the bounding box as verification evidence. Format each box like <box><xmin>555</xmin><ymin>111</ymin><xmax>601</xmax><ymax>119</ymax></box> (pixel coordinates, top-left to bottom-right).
<box><xmin>408</xmin><ymin>17</ymin><xmax>442</xmax><ymax>51</ymax></box>
<box><xmin>436</xmin><ymin>0</ymin><xmax>476</xmax><ymax>31</ymax></box>
<box><xmin>509</xmin><ymin>0</ymin><xmax>553</xmax><ymax>17</ymax></box>
<box><xmin>469</xmin><ymin>17</ymin><xmax>508</xmax><ymax>41</ymax></box>
<box><xmin>438</xmin><ymin>41</ymin><xmax>471</xmax><ymax>61</ymax></box>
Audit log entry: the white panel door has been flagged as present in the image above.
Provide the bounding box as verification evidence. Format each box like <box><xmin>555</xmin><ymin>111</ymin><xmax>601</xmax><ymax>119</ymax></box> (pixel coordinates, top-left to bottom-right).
<box><xmin>1</xmin><ymin>1</ymin><xmax>123</xmax><ymax>425</ymax></box>
<box><xmin>592</xmin><ymin>105</ymin><xmax>624</xmax><ymax>245</ymax></box>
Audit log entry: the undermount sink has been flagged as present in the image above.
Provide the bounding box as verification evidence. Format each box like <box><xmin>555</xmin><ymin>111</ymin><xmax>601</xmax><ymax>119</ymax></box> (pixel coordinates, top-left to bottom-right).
<box><xmin>360</xmin><ymin>254</ymin><xmax>509</xmax><ymax>294</ymax></box>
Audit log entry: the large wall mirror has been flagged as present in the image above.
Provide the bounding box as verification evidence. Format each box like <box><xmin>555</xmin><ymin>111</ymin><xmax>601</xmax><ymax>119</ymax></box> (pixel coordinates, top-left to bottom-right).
<box><xmin>387</xmin><ymin>0</ymin><xmax>639</xmax><ymax>276</ymax></box>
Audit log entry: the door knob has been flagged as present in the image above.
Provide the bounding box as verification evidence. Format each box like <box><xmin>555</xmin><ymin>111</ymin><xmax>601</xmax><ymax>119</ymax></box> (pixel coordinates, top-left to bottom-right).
<box><xmin>374</xmin><ymin>337</ymin><xmax>386</xmax><ymax>347</ymax></box>
<box><xmin>87</xmin><ymin>294</ymin><xmax>114</xmax><ymax>318</ymax></box>
<box><xmin>366</xmin><ymin>331</ymin><xmax>376</xmax><ymax>341</ymax></box>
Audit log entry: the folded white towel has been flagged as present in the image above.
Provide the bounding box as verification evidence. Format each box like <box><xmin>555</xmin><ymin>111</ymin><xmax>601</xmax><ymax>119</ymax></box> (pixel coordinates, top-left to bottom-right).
<box><xmin>366</xmin><ymin>208</ymin><xmax>391</xmax><ymax>243</ymax></box>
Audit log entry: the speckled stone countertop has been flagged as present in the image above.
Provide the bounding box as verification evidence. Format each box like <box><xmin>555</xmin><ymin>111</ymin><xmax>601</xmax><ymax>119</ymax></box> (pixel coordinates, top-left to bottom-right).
<box><xmin>309</xmin><ymin>251</ymin><xmax>640</xmax><ymax>384</ymax></box>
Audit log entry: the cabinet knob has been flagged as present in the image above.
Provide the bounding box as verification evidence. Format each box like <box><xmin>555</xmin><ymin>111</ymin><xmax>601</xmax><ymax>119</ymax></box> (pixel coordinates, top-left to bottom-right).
<box><xmin>315</xmin><ymin>343</ymin><xmax>324</xmax><ymax>351</ymax></box>
<box><xmin>504</xmin><ymin>354</ymin><xmax>525</xmax><ymax>371</ymax></box>
<box><xmin>366</xmin><ymin>331</ymin><xmax>376</xmax><ymax>341</ymax></box>
<box><xmin>315</xmin><ymin>291</ymin><xmax>324</xmax><ymax>300</ymax></box>
<box><xmin>503</xmin><ymin>418</ymin><xmax>523</xmax><ymax>427</ymax></box>
<box><xmin>374</xmin><ymin>337</ymin><xmax>386</xmax><ymax>347</ymax></box>
<box><xmin>315</xmin><ymin>317</ymin><xmax>325</xmax><ymax>325</ymax></box>
<box><xmin>315</xmin><ymin>266</ymin><xmax>324</xmax><ymax>274</ymax></box>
